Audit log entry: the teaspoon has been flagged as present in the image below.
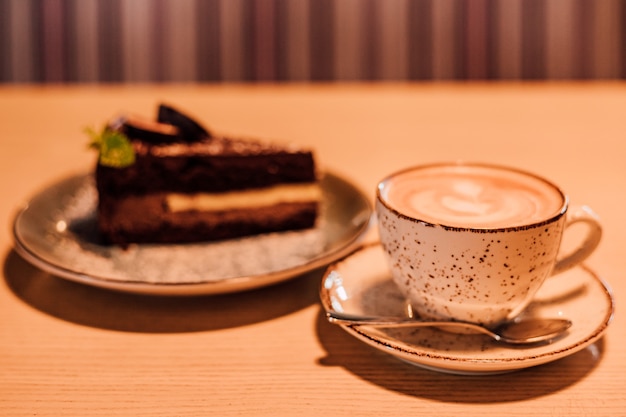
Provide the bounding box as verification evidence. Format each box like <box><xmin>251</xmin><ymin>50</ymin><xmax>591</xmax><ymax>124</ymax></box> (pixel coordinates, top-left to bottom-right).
<box><xmin>326</xmin><ymin>311</ymin><xmax>572</xmax><ymax>345</ymax></box>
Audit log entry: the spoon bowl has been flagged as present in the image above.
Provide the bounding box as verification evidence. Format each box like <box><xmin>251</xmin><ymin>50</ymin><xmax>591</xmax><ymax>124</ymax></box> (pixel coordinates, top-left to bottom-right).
<box><xmin>326</xmin><ymin>310</ymin><xmax>572</xmax><ymax>345</ymax></box>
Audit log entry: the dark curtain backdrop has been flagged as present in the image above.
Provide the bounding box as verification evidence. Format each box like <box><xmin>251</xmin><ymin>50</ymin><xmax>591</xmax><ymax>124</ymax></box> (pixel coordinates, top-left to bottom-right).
<box><xmin>1</xmin><ymin>0</ymin><xmax>625</xmax><ymax>83</ymax></box>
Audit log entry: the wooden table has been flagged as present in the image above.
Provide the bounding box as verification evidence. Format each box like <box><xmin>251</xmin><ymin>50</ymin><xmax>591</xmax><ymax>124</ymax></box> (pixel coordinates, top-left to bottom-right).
<box><xmin>1</xmin><ymin>83</ymin><xmax>624</xmax><ymax>416</ymax></box>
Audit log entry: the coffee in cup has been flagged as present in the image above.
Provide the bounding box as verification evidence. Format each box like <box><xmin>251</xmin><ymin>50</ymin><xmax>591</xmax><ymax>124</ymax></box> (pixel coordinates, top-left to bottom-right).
<box><xmin>376</xmin><ymin>162</ymin><xmax>602</xmax><ymax>327</ymax></box>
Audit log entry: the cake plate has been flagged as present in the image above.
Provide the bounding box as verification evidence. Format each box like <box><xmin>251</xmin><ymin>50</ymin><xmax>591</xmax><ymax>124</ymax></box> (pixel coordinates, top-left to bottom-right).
<box><xmin>12</xmin><ymin>171</ymin><xmax>372</xmax><ymax>295</ymax></box>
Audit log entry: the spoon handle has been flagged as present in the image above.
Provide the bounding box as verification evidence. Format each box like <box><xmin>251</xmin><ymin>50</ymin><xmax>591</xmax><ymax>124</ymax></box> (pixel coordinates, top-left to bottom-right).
<box><xmin>326</xmin><ymin>311</ymin><xmax>496</xmax><ymax>337</ymax></box>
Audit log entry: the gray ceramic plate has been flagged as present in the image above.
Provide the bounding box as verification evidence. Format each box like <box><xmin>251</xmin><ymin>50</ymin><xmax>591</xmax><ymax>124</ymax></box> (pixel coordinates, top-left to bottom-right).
<box><xmin>13</xmin><ymin>171</ymin><xmax>372</xmax><ymax>295</ymax></box>
<box><xmin>320</xmin><ymin>244</ymin><xmax>614</xmax><ymax>375</ymax></box>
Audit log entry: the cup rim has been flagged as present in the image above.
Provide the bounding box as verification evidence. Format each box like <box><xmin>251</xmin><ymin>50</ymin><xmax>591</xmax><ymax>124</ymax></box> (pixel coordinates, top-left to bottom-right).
<box><xmin>376</xmin><ymin>161</ymin><xmax>569</xmax><ymax>232</ymax></box>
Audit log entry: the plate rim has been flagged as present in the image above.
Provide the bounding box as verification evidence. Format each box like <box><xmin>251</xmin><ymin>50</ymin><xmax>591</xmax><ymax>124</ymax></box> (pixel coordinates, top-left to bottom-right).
<box><xmin>12</xmin><ymin>170</ymin><xmax>373</xmax><ymax>296</ymax></box>
<box><xmin>320</xmin><ymin>243</ymin><xmax>615</xmax><ymax>375</ymax></box>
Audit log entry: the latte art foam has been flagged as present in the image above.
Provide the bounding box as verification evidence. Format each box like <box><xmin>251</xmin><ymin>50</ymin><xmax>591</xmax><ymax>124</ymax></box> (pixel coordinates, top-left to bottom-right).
<box><xmin>380</xmin><ymin>165</ymin><xmax>565</xmax><ymax>228</ymax></box>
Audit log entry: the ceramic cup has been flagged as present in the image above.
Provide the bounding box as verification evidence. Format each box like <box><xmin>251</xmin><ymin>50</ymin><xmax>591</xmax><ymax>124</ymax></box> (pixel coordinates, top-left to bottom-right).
<box><xmin>376</xmin><ymin>162</ymin><xmax>602</xmax><ymax>327</ymax></box>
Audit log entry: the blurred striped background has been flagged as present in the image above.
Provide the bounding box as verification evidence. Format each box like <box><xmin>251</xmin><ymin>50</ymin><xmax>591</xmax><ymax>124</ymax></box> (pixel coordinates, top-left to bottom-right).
<box><xmin>1</xmin><ymin>0</ymin><xmax>625</xmax><ymax>83</ymax></box>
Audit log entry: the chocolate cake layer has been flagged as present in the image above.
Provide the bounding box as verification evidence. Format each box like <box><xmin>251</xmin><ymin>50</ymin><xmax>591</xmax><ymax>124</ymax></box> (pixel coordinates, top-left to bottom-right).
<box><xmin>96</xmin><ymin>136</ymin><xmax>316</xmax><ymax>196</ymax></box>
<box><xmin>98</xmin><ymin>193</ymin><xmax>317</xmax><ymax>245</ymax></box>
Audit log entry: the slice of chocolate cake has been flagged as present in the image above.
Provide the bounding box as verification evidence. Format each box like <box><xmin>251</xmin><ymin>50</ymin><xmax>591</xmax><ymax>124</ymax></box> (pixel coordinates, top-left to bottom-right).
<box><xmin>92</xmin><ymin>104</ymin><xmax>320</xmax><ymax>245</ymax></box>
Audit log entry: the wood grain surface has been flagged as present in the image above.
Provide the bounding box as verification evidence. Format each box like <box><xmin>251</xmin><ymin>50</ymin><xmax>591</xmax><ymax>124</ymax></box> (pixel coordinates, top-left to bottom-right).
<box><xmin>0</xmin><ymin>83</ymin><xmax>624</xmax><ymax>416</ymax></box>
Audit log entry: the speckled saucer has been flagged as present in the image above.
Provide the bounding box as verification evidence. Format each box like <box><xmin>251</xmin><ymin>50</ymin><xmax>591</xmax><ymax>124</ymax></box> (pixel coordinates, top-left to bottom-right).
<box><xmin>320</xmin><ymin>244</ymin><xmax>614</xmax><ymax>375</ymax></box>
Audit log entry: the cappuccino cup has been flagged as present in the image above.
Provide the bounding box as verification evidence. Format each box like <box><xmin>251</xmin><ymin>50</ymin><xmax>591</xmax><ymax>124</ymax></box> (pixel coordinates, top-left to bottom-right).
<box><xmin>376</xmin><ymin>162</ymin><xmax>602</xmax><ymax>327</ymax></box>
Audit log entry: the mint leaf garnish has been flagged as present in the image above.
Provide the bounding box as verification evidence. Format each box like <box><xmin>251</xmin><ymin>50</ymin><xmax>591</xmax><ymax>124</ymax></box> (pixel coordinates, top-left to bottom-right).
<box><xmin>86</xmin><ymin>126</ymin><xmax>136</xmax><ymax>168</ymax></box>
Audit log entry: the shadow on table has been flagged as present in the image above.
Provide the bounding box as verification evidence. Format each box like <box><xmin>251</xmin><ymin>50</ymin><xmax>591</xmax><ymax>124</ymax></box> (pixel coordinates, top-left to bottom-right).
<box><xmin>315</xmin><ymin>307</ymin><xmax>605</xmax><ymax>403</ymax></box>
<box><xmin>3</xmin><ymin>249</ymin><xmax>322</xmax><ymax>333</ymax></box>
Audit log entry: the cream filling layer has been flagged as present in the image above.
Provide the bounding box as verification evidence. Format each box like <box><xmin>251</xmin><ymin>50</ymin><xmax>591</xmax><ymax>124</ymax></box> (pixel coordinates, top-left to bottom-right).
<box><xmin>166</xmin><ymin>183</ymin><xmax>321</xmax><ymax>212</ymax></box>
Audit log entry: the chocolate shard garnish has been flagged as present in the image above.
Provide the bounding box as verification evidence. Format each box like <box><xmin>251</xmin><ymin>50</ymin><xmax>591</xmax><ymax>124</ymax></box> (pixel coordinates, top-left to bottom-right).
<box><xmin>117</xmin><ymin>115</ymin><xmax>180</xmax><ymax>144</ymax></box>
<box><xmin>157</xmin><ymin>104</ymin><xmax>211</xmax><ymax>142</ymax></box>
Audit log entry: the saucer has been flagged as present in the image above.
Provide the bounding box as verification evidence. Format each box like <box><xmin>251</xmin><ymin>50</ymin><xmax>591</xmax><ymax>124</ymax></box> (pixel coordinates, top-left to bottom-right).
<box><xmin>320</xmin><ymin>244</ymin><xmax>614</xmax><ymax>375</ymax></box>
<box><xmin>12</xmin><ymin>171</ymin><xmax>372</xmax><ymax>295</ymax></box>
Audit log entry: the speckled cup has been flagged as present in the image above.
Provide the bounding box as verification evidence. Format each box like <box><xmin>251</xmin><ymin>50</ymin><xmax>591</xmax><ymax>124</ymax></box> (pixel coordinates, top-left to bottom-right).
<box><xmin>376</xmin><ymin>163</ymin><xmax>602</xmax><ymax>327</ymax></box>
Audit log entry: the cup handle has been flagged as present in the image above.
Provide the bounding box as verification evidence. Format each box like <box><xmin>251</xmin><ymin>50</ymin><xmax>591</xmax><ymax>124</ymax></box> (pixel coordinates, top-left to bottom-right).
<box><xmin>551</xmin><ymin>205</ymin><xmax>602</xmax><ymax>276</ymax></box>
